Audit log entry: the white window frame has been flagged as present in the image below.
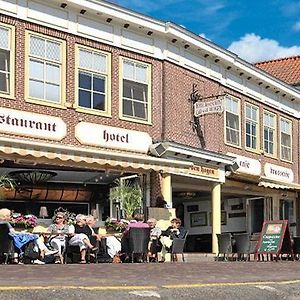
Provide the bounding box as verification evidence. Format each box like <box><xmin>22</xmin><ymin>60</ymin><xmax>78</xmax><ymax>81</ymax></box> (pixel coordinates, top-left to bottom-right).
<box><xmin>280</xmin><ymin>117</ymin><xmax>292</xmax><ymax>162</ymax></box>
<box><xmin>0</xmin><ymin>23</ymin><xmax>15</xmax><ymax>99</ymax></box>
<box><xmin>224</xmin><ymin>95</ymin><xmax>241</xmax><ymax>147</ymax></box>
<box><xmin>245</xmin><ymin>103</ymin><xmax>259</xmax><ymax>152</ymax></box>
<box><xmin>74</xmin><ymin>44</ymin><xmax>111</xmax><ymax>116</ymax></box>
<box><xmin>263</xmin><ymin>110</ymin><xmax>276</xmax><ymax>157</ymax></box>
<box><xmin>25</xmin><ymin>31</ymin><xmax>66</xmax><ymax>107</ymax></box>
<box><xmin>119</xmin><ymin>57</ymin><xmax>151</xmax><ymax>124</ymax></box>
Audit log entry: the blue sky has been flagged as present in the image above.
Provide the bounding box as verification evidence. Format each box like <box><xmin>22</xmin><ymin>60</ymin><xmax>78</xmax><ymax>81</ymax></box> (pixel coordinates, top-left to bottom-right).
<box><xmin>111</xmin><ymin>0</ymin><xmax>300</xmax><ymax>63</ymax></box>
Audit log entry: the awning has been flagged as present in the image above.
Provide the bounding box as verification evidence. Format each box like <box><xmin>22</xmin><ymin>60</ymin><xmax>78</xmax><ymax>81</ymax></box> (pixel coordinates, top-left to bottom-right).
<box><xmin>258</xmin><ymin>177</ymin><xmax>300</xmax><ymax>190</ymax></box>
<box><xmin>0</xmin><ymin>136</ymin><xmax>193</xmax><ymax>173</ymax></box>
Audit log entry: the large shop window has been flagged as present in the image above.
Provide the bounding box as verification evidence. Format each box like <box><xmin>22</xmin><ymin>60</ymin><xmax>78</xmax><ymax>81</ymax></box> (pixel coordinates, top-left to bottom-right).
<box><xmin>0</xmin><ymin>24</ymin><xmax>14</xmax><ymax>98</ymax></box>
<box><xmin>225</xmin><ymin>96</ymin><xmax>240</xmax><ymax>146</ymax></box>
<box><xmin>280</xmin><ymin>117</ymin><xmax>292</xmax><ymax>162</ymax></box>
<box><xmin>263</xmin><ymin>111</ymin><xmax>276</xmax><ymax>157</ymax></box>
<box><xmin>76</xmin><ymin>46</ymin><xmax>110</xmax><ymax>114</ymax></box>
<box><xmin>26</xmin><ymin>32</ymin><xmax>65</xmax><ymax>104</ymax></box>
<box><xmin>245</xmin><ymin>103</ymin><xmax>259</xmax><ymax>151</ymax></box>
<box><xmin>121</xmin><ymin>58</ymin><xmax>151</xmax><ymax>123</ymax></box>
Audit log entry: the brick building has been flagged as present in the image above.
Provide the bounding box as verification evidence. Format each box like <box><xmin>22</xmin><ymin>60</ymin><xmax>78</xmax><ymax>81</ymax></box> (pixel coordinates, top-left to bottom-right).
<box><xmin>1</xmin><ymin>0</ymin><xmax>300</xmax><ymax>253</ymax></box>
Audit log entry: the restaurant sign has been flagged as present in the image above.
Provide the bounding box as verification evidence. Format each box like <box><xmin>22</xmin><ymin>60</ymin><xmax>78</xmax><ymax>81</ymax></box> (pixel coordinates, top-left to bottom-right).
<box><xmin>194</xmin><ymin>98</ymin><xmax>224</xmax><ymax>117</ymax></box>
<box><xmin>0</xmin><ymin>107</ymin><xmax>67</xmax><ymax>140</ymax></box>
<box><xmin>264</xmin><ymin>163</ymin><xmax>294</xmax><ymax>183</ymax></box>
<box><xmin>188</xmin><ymin>165</ymin><xmax>219</xmax><ymax>179</ymax></box>
<box><xmin>227</xmin><ymin>153</ymin><xmax>261</xmax><ymax>176</ymax></box>
<box><xmin>75</xmin><ymin>122</ymin><xmax>152</xmax><ymax>153</ymax></box>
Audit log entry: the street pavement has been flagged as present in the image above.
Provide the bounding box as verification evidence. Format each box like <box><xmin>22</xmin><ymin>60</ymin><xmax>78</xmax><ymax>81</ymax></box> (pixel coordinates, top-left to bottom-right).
<box><xmin>1</xmin><ymin>261</ymin><xmax>300</xmax><ymax>299</ymax></box>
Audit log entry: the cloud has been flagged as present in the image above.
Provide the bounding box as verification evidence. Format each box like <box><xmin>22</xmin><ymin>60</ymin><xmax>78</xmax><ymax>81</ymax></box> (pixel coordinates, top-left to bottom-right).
<box><xmin>293</xmin><ymin>21</ymin><xmax>300</xmax><ymax>31</ymax></box>
<box><xmin>227</xmin><ymin>33</ymin><xmax>300</xmax><ymax>63</ymax></box>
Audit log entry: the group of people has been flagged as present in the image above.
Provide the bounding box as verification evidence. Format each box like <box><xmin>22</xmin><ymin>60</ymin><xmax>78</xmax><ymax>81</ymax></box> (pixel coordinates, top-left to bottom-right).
<box><xmin>0</xmin><ymin>208</ymin><xmax>100</xmax><ymax>264</ymax></box>
<box><xmin>122</xmin><ymin>213</ymin><xmax>187</xmax><ymax>262</ymax></box>
<box><xmin>0</xmin><ymin>207</ymin><xmax>187</xmax><ymax>264</ymax></box>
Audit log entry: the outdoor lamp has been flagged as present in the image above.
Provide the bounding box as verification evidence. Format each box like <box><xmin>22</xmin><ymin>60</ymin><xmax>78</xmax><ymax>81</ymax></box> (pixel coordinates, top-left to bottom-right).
<box><xmin>39</xmin><ymin>206</ymin><xmax>48</xmax><ymax>219</ymax></box>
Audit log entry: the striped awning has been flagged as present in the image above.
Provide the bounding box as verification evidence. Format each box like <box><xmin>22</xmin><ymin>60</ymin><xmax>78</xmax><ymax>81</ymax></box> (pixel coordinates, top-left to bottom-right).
<box><xmin>258</xmin><ymin>178</ymin><xmax>300</xmax><ymax>190</ymax></box>
<box><xmin>0</xmin><ymin>136</ymin><xmax>192</xmax><ymax>173</ymax></box>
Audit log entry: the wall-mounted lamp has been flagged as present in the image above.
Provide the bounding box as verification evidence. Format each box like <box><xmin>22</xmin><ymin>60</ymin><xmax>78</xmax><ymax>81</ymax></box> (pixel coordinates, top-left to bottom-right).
<box><xmin>60</xmin><ymin>3</ymin><xmax>67</xmax><ymax>8</ymax></box>
<box><xmin>80</xmin><ymin>9</ymin><xmax>86</xmax><ymax>14</ymax></box>
<box><xmin>106</xmin><ymin>18</ymin><xmax>112</xmax><ymax>23</ymax></box>
<box><xmin>124</xmin><ymin>23</ymin><xmax>129</xmax><ymax>28</ymax></box>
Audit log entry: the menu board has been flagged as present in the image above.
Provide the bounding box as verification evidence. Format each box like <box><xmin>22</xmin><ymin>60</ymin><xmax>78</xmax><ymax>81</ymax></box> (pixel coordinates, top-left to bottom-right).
<box><xmin>256</xmin><ymin>220</ymin><xmax>293</xmax><ymax>257</ymax></box>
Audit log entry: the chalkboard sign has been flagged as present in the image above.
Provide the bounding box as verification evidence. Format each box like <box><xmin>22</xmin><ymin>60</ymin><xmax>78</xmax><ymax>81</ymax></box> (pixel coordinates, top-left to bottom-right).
<box><xmin>256</xmin><ymin>220</ymin><xmax>294</xmax><ymax>259</ymax></box>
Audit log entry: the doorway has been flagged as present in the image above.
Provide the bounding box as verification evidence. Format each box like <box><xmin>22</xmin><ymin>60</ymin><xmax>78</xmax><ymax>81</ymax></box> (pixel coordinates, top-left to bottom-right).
<box><xmin>247</xmin><ymin>197</ymin><xmax>264</xmax><ymax>234</ymax></box>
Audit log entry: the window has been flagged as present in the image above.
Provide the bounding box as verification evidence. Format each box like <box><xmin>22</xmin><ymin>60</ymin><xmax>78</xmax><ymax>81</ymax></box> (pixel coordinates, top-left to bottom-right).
<box><xmin>280</xmin><ymin>118</ymin><xmax>292</xmax><ymax>161</ymax></box>
<box><xmin>121</xmin><ymin>58</ymin><xmax>151</xmax><ymax>122</ymax></box>
<box><xmin>27</xmin><ymin>32</ymin><xmax>65</xmax><ymax>104</ymax></box>
<box><xmin>76</xmin><ymin>46</ymin><xmax>110</xmax><ymax>113</ymax></box>
<box><xmin>263</xmin><ymin>111</ymin><xmax>276</xmax><ymax>156</ymax></box>
<box><xmin>245</xmin><ymin>103</ymin><xmax>259</xmax><ymax>150</ymax></box>
<box><xmin>0</xmin><ymin>24</ymin><xmax>14</xmax><ymax>97</ymax></box>
<box><xmin>225</xmin><ymin>96</ymin><xmax>240</xmax><ymax>146</ymax></box>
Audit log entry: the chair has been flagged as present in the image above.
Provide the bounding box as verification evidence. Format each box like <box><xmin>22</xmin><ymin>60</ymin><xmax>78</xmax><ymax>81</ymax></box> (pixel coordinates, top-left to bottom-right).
<box><xmin>171</xmin><ymin>231</ymin><xmax>188</xmax><ymax>262</ymax></box>
<box><xmin>293</xmin><ymin>237</ymin><xmax>300</xmax><ymax>260</ymax></box>
<box><xmin>0</xmin><ymin>223</ymin><xmax>14</xmax><ymax>264</ymax></box>
<box><xmin>233</xmin><ymin>233</ymin><xmax>250</xmax><ymax>261</ymax></box>
<box><xmin>216</xmin><ymin>233</ymin><xmax>232</xmax><ymax>261</ymax></box>
<box><xmin>128</xmin><ymin>227</ymin><xmax>150</xmax><ymax>263</ymax></box>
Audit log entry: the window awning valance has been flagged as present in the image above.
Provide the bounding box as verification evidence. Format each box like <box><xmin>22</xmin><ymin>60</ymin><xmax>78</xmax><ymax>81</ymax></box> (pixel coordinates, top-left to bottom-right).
<box><xmin>0</xmin><ymin>136</ymin><xmax>192</xmax><ymax>173</ymax></box>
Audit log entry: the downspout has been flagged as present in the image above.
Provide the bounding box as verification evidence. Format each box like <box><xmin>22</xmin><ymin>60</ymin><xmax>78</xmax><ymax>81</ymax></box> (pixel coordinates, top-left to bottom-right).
<box><xmin>161</xmin><ymin>61</ymin><xmax>166</xmax><ymax>141</ymax></box>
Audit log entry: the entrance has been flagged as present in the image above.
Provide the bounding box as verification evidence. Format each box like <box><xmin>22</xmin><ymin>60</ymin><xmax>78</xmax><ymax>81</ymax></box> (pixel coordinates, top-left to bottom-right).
<box><xmin>247</xmin><ymin>197</ymin><xmax>264</xmax><ymax>234</ymax></box>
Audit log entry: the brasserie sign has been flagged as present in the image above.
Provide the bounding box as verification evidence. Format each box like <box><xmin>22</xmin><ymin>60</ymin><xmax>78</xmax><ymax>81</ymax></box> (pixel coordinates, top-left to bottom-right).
<box><xmin>194</xmin><ymin>98</ymin><xmax>224</xmax><ymax>117</ymax></box>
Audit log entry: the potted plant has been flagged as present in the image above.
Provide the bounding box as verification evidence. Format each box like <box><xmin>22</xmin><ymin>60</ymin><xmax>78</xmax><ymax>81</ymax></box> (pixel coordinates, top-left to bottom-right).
<box><xmin>0</xmin><ymin>175</ymin><xmax>15</xmax><ymax>199</ymax></box>
<box><xmin>109</xmin><ymin>179</ymin><xmax>142</xmax><ymax>220</ymax></box>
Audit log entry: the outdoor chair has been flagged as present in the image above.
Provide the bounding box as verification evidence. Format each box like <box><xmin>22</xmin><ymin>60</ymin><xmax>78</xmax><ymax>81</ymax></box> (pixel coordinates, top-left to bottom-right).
<box><xmin>128</xmin><ymin>227</ymin><xmax>150</xmax><ymax>263</ymax></box>
<box><xmin>233</xmin><ymin>233</ymin><xmax>250</xmax><ymax>261</ymax></box>
<box><xmin>64</xmin><ymin>235</ymin><xmax>99</xmax><ymax>264</ymax></box>
<box><xmin>171</xmin><ymin>231</ymin><xmax>188</xmax><ymax>262</ymax></box>
<box><xmin>216</xmin><ymin>233</ymin><xmax>232</xmax><ymax>261</ymax></box>
<box><xmin>0</xmin><ymin>223</ymin><xmax>14</xmax><ymax>264</ymax></box>
<box><xmin>293</xmin><ymin>237</ymin><xmax>300</xmax><ymax>261</ymax></box>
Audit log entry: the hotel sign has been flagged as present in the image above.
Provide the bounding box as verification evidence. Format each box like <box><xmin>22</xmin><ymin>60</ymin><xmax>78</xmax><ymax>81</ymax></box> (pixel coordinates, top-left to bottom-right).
<box><xmin>75</xmin><ymin>122</ymin><xmax>152</xmax><ymax>153</ymax></box>
<box><xmin>189</xmin><ymin>165</ymin><xmax>219</xmax><ymax>179</ymax></box>
<box><xmin>264</xmin><ymin>163</ymin><xmax>294</xmax><ymax>183</ymax></box>
<box><xmin>194</xmin><ymin>98</ymin><xmax>224</xmax><ymax>117</ymax></box>
<box><xmin>0</xmin><ymin>107</ymin><xmax>67</xmax><ymax>140</ymax></box>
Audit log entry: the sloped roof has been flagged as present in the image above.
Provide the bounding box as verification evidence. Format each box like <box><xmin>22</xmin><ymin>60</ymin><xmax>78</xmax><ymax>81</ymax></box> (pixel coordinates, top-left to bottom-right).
<box><xmin>255</xmin><ymin>56</ymin><xmax>300</xmax><ymax>85</ymax></box>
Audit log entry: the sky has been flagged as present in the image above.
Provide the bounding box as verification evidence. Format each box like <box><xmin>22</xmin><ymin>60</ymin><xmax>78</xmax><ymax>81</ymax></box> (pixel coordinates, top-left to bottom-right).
<box><xmin>110</xmin><ymin>0</ymin><xmax>300</xmax><ymax>63</ymax></box>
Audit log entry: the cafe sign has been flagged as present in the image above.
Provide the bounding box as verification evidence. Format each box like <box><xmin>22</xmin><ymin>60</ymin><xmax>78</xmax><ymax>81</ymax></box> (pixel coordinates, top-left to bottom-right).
<box><xmin>264</xmin><ymin>163</ymin><xmax>294</xmax><ymax>182</ymax></box>
<box><xmin>227</xmin><ymin>153</ymin><xmax>261</xmax><ymax>176</ymax></box>
<box><xmin>0</xmin><ymin>107</ymin><xmax>66</xmax><ymax>140</ymax></box>
<box><xmin>75</xmin><ymin>122</ymin><xmax>152</xmax><ymax>153</ymax></box>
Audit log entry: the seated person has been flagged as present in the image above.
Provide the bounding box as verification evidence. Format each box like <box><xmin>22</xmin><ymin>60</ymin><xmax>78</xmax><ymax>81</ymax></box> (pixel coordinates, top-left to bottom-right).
<box><xmin>47</xmin><ymin>212</ymin><xmax>75</xmax><ymax>264</ymax></box>
<box><xmin>0</xmin><ymin>208</ymin><xmax>57</xmax><ymax>264</ymax></box>
<box><xmin>147</xmin><ymin>218</ymin><xmax>162</xmax><ymax>262</ymax></box>
<box><xmin>160</xmin><ymin>217</ymin><xmax>187</xmax><ymax>262</ymax></box>
<box><xmin>68</xmin><ymin>214</ymin><xmax>98</xmax><ymax>264</ymax></box>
